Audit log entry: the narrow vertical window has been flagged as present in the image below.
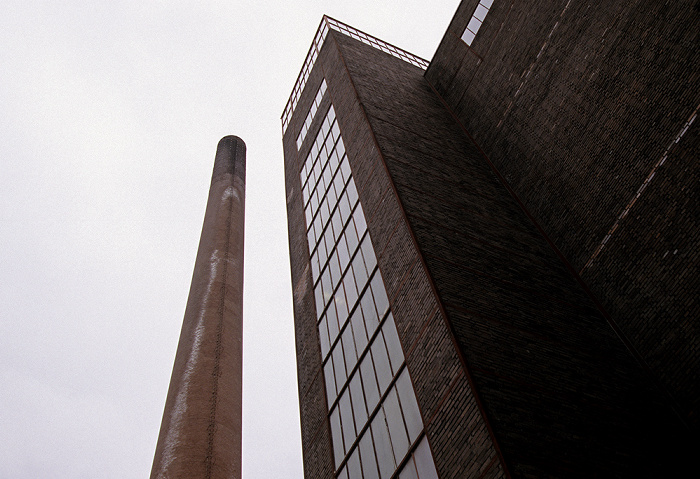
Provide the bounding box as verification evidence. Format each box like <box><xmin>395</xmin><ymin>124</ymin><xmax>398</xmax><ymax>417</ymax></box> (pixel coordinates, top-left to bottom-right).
<box><xmin>461</xmin><ymin>0</ymin><xmax>494</xmax><ymax>46</ymax></box>
<box><xmin>297</xmin><ymin>79</ymin><xmax>328</xmax><ymax>149</ymax></box>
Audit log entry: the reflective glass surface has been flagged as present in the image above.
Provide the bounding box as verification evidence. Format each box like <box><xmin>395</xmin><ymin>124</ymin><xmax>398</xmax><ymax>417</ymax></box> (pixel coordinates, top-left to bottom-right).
<box><xmin>461</xmin><ymin>1</ymin><xmax>494</xmax><ymax>46</ymax></box>
<box><xmin>296</xmin><ymin>80</ymin><xmax>327</xmax><ymax>149</ymax></box>
<box><xmin>299</xmin><ymin>99</ymin><xmax>436</xmax><ymax>477</ymax></box>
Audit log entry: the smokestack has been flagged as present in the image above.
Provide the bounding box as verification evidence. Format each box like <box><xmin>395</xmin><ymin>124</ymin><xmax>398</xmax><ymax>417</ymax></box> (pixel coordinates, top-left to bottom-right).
<box><xmin>151</xmin><ymin>136</ymin><xmax>246</xmax><ymax>479</ymax></box>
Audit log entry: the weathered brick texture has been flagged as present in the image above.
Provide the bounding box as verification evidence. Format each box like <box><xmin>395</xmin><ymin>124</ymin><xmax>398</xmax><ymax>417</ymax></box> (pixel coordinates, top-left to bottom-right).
<box><xmin>283</xmin><ymin>6</ymin><xmax>694</xmax><ymax>477</ymax></box>
<box><xmin>427</xmin><ymin>0</ymin><xmax>700</xmax><ymax>427</ymax></box>
<box><xmin>333</xmin><ymin>28</ymin><xmax>690</xmax><ymax>477</ymax></box>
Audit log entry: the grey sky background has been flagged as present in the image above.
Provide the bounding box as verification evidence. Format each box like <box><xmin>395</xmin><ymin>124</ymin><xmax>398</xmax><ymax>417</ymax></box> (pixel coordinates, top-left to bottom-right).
<box><xmin>0</xmin><ymin>1</ymin><xmax>458</xmax><ymax>477</ymax></box>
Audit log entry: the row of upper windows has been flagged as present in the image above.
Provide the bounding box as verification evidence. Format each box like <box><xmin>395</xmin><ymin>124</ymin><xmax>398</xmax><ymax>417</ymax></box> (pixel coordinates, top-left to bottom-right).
<box><xmin>317</xmin><ymin>232</ymin><xmax>382</xmax><ymax>357</ymax></box>
<box><xmin>297</xmin><ymin>79</ymin><xmax>328</xmax><ymax>149</ymax></box>
<box><xmin>461</xmin><ymin>0</ymin><xmax>494</xmax><ymax>46</ymax></box>
<box><xmin>298</xmin><ymin>88</ymin><xmax>437</xmax><ymax>479</ymax></box>
<box><xmin>324</xmin><ymin>270</ymin><xmax>392</xmax><ymax>406</ymax></box>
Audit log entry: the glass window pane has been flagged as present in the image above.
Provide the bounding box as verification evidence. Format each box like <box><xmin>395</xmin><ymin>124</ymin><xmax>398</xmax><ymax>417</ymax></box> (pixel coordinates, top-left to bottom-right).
<box><xmin>340</xmin><ymin>389</ymin><xmax>356</xmax><ymax>449</ymax></box>
<box><xmin>321</xmin><ymin>268</ymin><xmax>332</xmax><ymax>306</ymax></box>
<box><xmin>332</xmin><ymin>121</ymin><xmax>341</xmax><ymax>142</ymax></box>
<box><xmin>481</xmin><ymin>0</ymin><xmax>494</xmax><ymax>9</ymax></box>
<box><xmin>396</xmin><ymin>369</ymin><xmax>422</xmax><ymax>443</ymax></box>
<box><xmin>467</xmin><ymin>17</ymin><xmax>482</xmax><ymax>36</ymax></box>
<box><xmin>359</xmin><ymin>430</ymin><xmax>380</xmax><ymax>479</ymax></box>
<box><xmin>329</xmin><ymin>251</ymin><xmax>342</xmax><ymax>287</ymax></box>
<box><xmin>353</xmin><ymin>252</ymin><xmax>369</xmax><ymax>291</ymax></box>
<box><xmin>344</xmin><ymin>270</ymin><xmax>359</xmax><ymax>312</ymax></box>
<box><xmin>313</xmin><ymin>210</ymin><xmax>322</xmax><ymax>240</ymax></box>
<box><xmin>319</xmin><ymin>198</ymin><xmax>329</xmax><ymax>225</ymax></box>
<box><xmin>333</xmin><ymin>342</ymin><xmax>347</xmax><ymax>392</ymax></box>
<box><xmin>325</xmin><ymin>359</ymin><xmax>337</xmax><ymax>407</ymax></box>
<box><xmin>339</xmin><ymin>191</ymin><xmax>352</xmax><ymax>223</ymax></box>
<box><xmin>346</xmin><ymin>179</ymin><xmax>359</xmax><ymax>206</ymax></box>
<box><xmin>303</xmin><ymin>157</ymin><xmax>310</xmax><ymax>178</ymax></box>
<box><xmin>328</xmin><ymin>147</ymin><xmax>340</xmax><ymax>172</ymax></box>
<box><xmin>335</xmin><ymin>286</ymin><xmax>349</xmax><ymax>324</ymax></box>
<box><xmin>323</xmin><ymin>142</ymin><xmax>333</xmax><ymax>169</ymax></box>
<box><xmin>305</xmin><ymin>204</ymin><xmax>312</xmax><ymax>226</ymax></box>
<box><xmin>332</xmin><ymin>208</ymin><xmax>343</xmax><ymax>241</ymax></box>
<box><xmin>311</xmin><ymin>180</ymin><xmax>320</xmax><ymax>208</ymax></box>
<box><xmin>349</xmin><ymin>372</ymin><xmax>367</xmax><ymax>428</ymax></box>
<box><xmin>332</xmin><ymin>160</ymin><xmax>344</xmax><ymax>188</ymax></box>
<box><xmin>319</xmin><ymin>315</ymin><xmax>331</xmax><ymax>357</ymax></box>
<box><xmin>340</xmin><ymin>155</ymin><xmax>351</xmax><ymax>181</ymax></box>
<box><xmin>337</xmin><ymin>235</ymin><xmax>351</xmax><ymax>273</ymax></box>
<box><xmin>336</xmin><ymin>137</ymin><xmax>345</xmax><ymax>158</ymax></box>
<box><xmin>371</xmin><ymin>333</ymin><xmax>393</xmax><ymax>394</ymax></box>
<box><xmin>345</xmin><ymin>218</ymin><xmax>360</xmax><ymax>256</ymax></box>
<box><xmin>326</xmin><ymin>181</ymin><xmax>338</xmax><ymax>208</ymax></box>
<box><xmin>361</xmin><ymin>288</ymin><xmax>379</xmax><ymax>336</ymax></box>
<box><xmin>342</xmin><ymin>326</ymin><xmax>357</xmax><ymax>375</ymax></box>
<box><xmin>414</xmin><ymin>437</ymin><xmax>438</xmax><ymax>479</ymax></box>
<box><xmin>318</xmin><ymin>232</ymin><xmax>328</xmax><ymax>264</ymax></box>
<box><xmin>327</xmin><ymin>301</ymin><xmax>339</xmax><ymax>342</ymax></box>
<box><xmin>354</xmin><ymin>204</ymin><xmax>367</xmax><ymax>236</ymax></box>
<box><xmin>308</xmin><ymin>219</ymin><xmax>318</xmax><ymax>245</ymax></box>
<box><xmin>372</xmin><ymin>410</ymin><xmax>396</xmax><ymax>479</ymax></box>
<box><xmin>384</xmin><ymin>387</ymin><xmax>410</xmax><ymax>462</ymax></box>
<box><xmin>314</xmin><ymin>285</ymin><xmax>324</xmax><ymax>319</ymax></box>
<box><xmin>474</xmin><ymin>4</ymin><xmax>489</xmax><ymax>21</ymax></box>
<box><xmin>399</xmin><ymin>458</ymin><xmax>419</xmax><ymax>479</ymax></box>
<box><xmin>371</xmin><ymin>272</ymin><xmax>389</xmax><ymax>318</ymax></box>
<box><xmin>333</xmin><ymin>148</ymin><xmax>343</xmax><ymax>175</ymax></box>
<box><xmin>306</xmin><ymin>234</ymin><xmax>315</xmax><ymax>257</ymax></box>
<box><xmin>311</xmin><ymin>250</ymin><xmax>320</xmax><ymax>281</ymax></box>
<box><xmin>324</xmin><ymin>231</ymin><xmax>335</xmax><ymax>263</ymax></box>
<box><xmin>347</xmin><ymin>446</ymin><xmax>362</xmax><ymax>479</ymax></box>
<box><xmin>350</xmin><ymin>305</ymin><xmax>368</xmax><ymax>354</ymax></box>
<box><xmin>361</xmin><ymin>234</ymin><xmax>377</xmax><ymax>272</ymax></box>
<box><xmin>330</xmin><ymin>407</ymin><xmax>345</xmax><ymax>468</ymax></box>
<box><xmin>314</xmin><ymin>150</ymin><xmax>323</xmax><ymax>172</ymax></box>
<box><xmin>360</xmin><ymin>354</ymin><xmax>380</xmax><ymax>413</ymax></box>
<box><xmin>382</xmin><ymin>314</ymin><xmax>404</xmax><ymax>374</ymax></box>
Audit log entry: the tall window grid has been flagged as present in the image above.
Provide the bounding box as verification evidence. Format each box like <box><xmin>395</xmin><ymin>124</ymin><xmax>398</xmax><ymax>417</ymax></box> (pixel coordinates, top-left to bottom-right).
<box><xmin>297</xmin><ymin>79</ymin><xmax>327</xmax><ymax>150</ymax></box>
<box><xmin>461</xmin><ymin>0</ymin><xmax>494</xmax><ymax>46</ymax></box>
<box><xmin>298</xmin><ymin>82</ymin><xmax>438</xmax><ymax>479</ymax></box>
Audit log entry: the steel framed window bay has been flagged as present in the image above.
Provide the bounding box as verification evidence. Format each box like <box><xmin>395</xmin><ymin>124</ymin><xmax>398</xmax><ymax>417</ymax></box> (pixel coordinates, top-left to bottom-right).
<box><xmin>298</xmin><ymin>86</ymin><xmax>438</xmax><ymax>479</ymax></box>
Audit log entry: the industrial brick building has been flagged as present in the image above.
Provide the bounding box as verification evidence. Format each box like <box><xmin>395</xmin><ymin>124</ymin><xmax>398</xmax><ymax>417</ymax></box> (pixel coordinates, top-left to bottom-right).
<box><xmin>282</xmin><ymin>2</ymin><xmax>697</xmax><ymax>477</ymax></box>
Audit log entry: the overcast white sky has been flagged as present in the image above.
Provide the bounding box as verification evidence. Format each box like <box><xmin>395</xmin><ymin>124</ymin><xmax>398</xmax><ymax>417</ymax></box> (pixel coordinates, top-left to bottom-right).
<box><xmin>0</xmin><ymin>1</ymin><xmax>458</xmax><ymax>477</ymax></box>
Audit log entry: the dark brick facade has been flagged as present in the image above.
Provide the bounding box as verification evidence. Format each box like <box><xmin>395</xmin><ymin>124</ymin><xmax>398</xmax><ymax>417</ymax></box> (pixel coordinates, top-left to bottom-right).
<box><xmin>426</xmin><ymin>0</ymin><xmax>700</xmax><ymax>429</ymax></box>
<box><xmin>284</xmin><ymin>6</ymin><xmax>695</xmax><ymax>478</ymax></box>
<box><xmin>284</xmin><ymin>30</ymin><xmax>502</xmax><ymax>479</ymax></box>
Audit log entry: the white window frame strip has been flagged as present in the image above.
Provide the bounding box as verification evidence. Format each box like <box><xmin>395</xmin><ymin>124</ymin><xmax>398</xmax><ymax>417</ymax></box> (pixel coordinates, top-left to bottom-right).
<box><xmin>461</xmin><ymin>0</ymin><xmax>494</xmax><ymax>46</ymax></box>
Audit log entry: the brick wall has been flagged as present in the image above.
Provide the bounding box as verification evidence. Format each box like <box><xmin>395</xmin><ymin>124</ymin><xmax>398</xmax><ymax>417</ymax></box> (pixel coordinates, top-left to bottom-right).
<box><xmin>333</xmin><ymin>31</ymin><xmax>690</xmax><ymax>477</ymax></box>
<box><xmin>426</xmin><ymin>0</ymin><xmax>700</xmax><ymax>427</ymax></box>
<box><xmin>284</xmin><ymin>29</ymin><xmax>504</xmax><ymax>478</ymax></box>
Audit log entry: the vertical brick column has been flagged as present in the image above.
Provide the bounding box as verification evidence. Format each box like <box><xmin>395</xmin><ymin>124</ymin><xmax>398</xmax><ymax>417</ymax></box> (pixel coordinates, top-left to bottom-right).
<box><xmin>151</xmin><ymin>136</ymin><xmax>246</xmax><ymax>479</ymax></box>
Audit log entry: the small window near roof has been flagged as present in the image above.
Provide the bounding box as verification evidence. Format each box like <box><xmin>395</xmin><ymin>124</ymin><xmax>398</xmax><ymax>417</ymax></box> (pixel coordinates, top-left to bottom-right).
<box><xmin>461</xmin><ymin>0</ymin><xmax>494</xmax><ymax>46</ymax></box>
